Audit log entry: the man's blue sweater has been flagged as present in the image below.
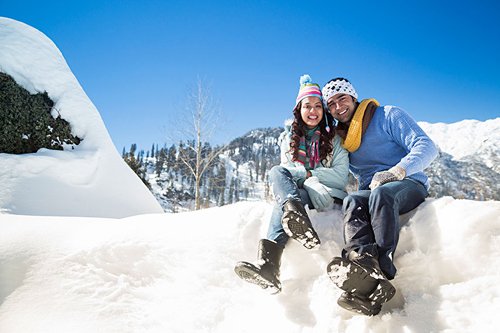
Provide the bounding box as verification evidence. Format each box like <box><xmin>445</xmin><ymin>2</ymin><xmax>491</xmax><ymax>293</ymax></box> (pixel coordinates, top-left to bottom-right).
<box><xmin>349</xmin><ymin>105</ymin><xmax>438</xmax><ymax>190</ymax></box>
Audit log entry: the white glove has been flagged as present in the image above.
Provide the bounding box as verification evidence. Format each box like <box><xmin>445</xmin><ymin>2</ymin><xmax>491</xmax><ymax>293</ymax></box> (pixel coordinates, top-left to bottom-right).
<box><xmin>369</xmin><ymin>166</ymin><xmax>406</xmax><ymax>190</ymax></box>
<box><xmin>303</xmin><ymin>176</ymin><xmax>333</xmax><ymax>210</ymax></box>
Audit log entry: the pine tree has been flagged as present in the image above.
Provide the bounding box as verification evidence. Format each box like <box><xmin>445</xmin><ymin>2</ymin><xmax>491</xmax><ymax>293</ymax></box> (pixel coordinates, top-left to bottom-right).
<box><xmin>261</xmin><ymin>159</ymin><xmax>267</xmax><ymax>182</ymax></box>
<box><xmin>228</xmin><ymin>178</ymin><xmax>235</xmax><ymax>204</ymax></box>
<box><xmin>123</xmin><ymin>144</ymin><xmax>151</xmax><ymax>189</ymax></box>
<box><xmin>214</xmin><ymin>160</ymin><xmax>227</xmax><ymax>206</ymax></box>
<box><xmin>234</xmin><ymin>177</ymin><xmax>240</xmax><ymax>203</ymax></box>
<box><xmin>218</xmin><ymin>191</ymin><xmax>225</xmax><ymax>207</ymax></box>
<box><xmin>264</xmin><ymin>174</ymin><xmax>271</xmax><ymax>201</ymax></box>
<box><xmin>156</xmin><ymin>147</ymin><xmax>167</xmax><ymax>177</ymax></box>
<box><xmin>254</xmin><ymin>158</ymin><xmax>260</xmax><ymax>183</ymax></box>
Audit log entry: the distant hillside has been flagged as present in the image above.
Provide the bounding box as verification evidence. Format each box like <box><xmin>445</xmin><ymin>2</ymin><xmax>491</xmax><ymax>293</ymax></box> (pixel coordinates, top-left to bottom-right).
<box><xmin>125</xmin><ymin>118</ymin><xmax>500</xmax><ymax>212</ymax></box>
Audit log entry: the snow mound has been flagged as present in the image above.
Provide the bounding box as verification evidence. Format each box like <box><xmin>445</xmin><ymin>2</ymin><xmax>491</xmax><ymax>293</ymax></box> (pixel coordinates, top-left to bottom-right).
<box><xmin>1</xmin><ymin>198</ymin><xmax>499</xmax><ymax>332</ymax></box>
<box><xmin>0</xmin><ymin>17</ymin><xmax>163</xmax><ymax>217</ymax></box>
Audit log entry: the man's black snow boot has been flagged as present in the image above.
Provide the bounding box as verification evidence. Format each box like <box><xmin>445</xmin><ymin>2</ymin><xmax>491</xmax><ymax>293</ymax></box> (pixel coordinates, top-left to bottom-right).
<box><xmin>336</xmin><ymin>278</ymin><xmax>396</xmax><ymax>316</ymax></box>
<box><xmin>281</xmin><ymin>199</ymin><xmax>320</xmax><ymax>249</ymax></box>
<box><xmin>327</xmin><ymin>252</ymin><xmax>396</xmax><ymax>316</ymax></box>
<box><xmin>326</xmin><ymin>255</ymin><xmax>379</xmax><ymax>296</ymax></box>
<box><xmin>234</xmin><ymin>239</ymin><xmax>284</xmax><ymax>294</ymax></box>
<box><xmin>337</xmin><ymin>291</ymin><xmax>382</xmax><ymax>316</ymax></box>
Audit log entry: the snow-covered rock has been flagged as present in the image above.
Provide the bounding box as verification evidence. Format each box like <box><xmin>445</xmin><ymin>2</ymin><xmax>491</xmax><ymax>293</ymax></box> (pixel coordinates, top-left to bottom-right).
<box><xmin>0</xmin><ymin>17</ymin><xmax>163</xmax><ymax>217</ymax></box>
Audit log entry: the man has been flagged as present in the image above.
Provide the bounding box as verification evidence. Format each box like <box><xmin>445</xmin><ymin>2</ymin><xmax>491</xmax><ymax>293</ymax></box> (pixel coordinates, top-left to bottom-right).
<box><xmin>321</xmin><ymin>78</ymin><xmax>438</xmax><ymax>316</ymax></box>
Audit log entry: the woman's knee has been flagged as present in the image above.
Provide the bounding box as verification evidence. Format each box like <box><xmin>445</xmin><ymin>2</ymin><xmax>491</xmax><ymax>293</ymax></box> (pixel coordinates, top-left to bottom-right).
<box><xmin>269</xmin><ymin>165</ymin><xmax>290</xmax><ymax>183</ymax></box>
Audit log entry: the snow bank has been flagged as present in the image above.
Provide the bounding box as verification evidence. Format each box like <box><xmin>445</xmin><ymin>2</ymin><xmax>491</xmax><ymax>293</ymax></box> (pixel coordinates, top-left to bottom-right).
<box><xmin>1</xmin><ymin>197</ymin><xmax>499</xmax><ymax>332</ymax></box>
<box><xmin>0</xmin><ymin>17</ymin><xmax>163</xmax><ymax>217</ymax></box>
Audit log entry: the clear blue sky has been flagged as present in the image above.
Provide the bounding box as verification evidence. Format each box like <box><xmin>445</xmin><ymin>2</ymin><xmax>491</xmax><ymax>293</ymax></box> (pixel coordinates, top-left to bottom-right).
<box><xmin>3</xmin><ymin>0</ymin><xmax>500</xmax><ymax>152</ymax></box>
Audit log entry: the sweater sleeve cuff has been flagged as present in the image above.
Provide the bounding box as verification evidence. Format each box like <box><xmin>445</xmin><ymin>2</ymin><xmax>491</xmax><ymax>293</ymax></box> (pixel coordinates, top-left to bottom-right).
<box><xmin>297</xmin><ymin>178</ymin><xmax>306</xmax><ymax>188</ymax></box>
<box><xmin>288</xmin><ymin>166</ymin><xmax>307</xmax><ymax>179</ymax></box>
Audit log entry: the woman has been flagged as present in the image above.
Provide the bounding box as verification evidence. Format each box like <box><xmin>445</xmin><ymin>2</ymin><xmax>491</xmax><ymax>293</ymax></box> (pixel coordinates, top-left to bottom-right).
<box><xmin>234</xmin><ymin>75</ymin><xmax>349</xmax><ymax>294</ymax></box>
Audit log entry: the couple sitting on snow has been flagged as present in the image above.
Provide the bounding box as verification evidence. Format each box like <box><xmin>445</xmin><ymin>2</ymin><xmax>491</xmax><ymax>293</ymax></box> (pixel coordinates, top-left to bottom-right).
<box><xmin>234</xmin><ymin>75</ymin><xmax>438</xmax><ymax>316</ymax></box>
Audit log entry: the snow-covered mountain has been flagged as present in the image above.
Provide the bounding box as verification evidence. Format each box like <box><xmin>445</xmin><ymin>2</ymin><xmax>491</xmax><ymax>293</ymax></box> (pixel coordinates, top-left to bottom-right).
<box><xmin>143</xmin><ymin>118</ymin><xmax>499</xmax><ymax>212</ymax></box>
<box><xmin>419</xmin><ymin>118</ymin><xmax>500</xmax><ymax>167</ymax></box>
<box><xmin>0</xmin><ymin>17</ymin><xmax>163</xmax><ymax>217</ymax></box>
<box><xmin>419</xmin><ymin>118</ymin><xmax>499</xmax><ymax>200</ymax></box>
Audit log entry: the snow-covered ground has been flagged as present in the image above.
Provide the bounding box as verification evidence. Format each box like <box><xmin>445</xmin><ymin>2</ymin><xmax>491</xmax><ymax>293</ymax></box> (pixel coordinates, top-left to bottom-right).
<box><xmin>1</xmin><ymin>199</ymin><xmax>499</xmax><ymax>332</ymax></box>
<box><xmin>1</xmin><ymin>17</ymin><xmax>500</xmax><ymax>332</ymax></box>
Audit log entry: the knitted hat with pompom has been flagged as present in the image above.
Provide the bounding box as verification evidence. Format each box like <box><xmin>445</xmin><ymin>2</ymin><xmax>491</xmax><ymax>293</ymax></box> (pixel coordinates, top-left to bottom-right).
<box><xmin>295</xmin><ymin>74</ymin><xmax>330</xmax><ymax>132</ymax></box>
<box><xmin>295</xmin><ymin>74</ymin><xmax>323</xmax><ymax>107</ymax></box>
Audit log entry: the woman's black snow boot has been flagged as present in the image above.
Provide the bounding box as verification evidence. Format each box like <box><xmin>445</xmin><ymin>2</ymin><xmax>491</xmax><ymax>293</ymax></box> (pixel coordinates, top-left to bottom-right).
<box><xmin>281</xmin><ymin>199</ymin><xmax>320</xmax><ymax>249</ymax></box>
<box><xmin>234</xmin><ymin>239</ymin><xmax>284</xmax><ymax>294</ymax></box>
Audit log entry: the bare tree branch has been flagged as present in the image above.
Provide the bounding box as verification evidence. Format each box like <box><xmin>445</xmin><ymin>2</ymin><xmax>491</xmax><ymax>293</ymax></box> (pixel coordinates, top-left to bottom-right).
<box><xmin>165</xmin><ymin>77</ymin><xmax>227</xmax><ymax>210</ymax></box>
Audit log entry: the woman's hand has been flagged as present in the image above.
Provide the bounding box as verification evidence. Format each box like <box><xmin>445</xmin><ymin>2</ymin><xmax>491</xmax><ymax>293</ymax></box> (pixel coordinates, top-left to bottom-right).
<box><xmin>303</xmin><ymin>176</ymin><xmax>333</xmax><ymax>210</ymax></box>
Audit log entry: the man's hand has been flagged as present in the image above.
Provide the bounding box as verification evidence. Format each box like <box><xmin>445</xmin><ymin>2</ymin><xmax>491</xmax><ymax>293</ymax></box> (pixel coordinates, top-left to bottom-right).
<box><xmin>303</xmin><ymin>176</ymin><xmax>333</xmax><ymax>210</ymax></box>
<box><xmin>369</xmin><ymin>166</ymin><xmax>406</xmax><ymax>190</ymax></box>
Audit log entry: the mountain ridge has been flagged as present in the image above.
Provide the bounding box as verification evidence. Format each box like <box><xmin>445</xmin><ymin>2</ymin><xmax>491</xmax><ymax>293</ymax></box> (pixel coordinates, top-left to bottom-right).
<box><xmin>138</xmin><ymin>117</ymin><xmax>499</xmax><ymax>212</ymax></box>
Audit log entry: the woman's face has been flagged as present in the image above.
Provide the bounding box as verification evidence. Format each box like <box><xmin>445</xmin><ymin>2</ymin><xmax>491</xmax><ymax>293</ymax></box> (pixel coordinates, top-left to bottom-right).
<box><xmin>300</xmin><ymin>96</ymin><xmax>324</xmax><ymax>128</ymax></box>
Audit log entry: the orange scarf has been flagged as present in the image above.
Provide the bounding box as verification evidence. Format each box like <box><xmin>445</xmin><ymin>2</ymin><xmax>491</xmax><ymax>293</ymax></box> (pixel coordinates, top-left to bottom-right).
<box><xmin>337</xmin><ymin>98</ymin><xmax>380</xmax><ymax>152</ymax></box>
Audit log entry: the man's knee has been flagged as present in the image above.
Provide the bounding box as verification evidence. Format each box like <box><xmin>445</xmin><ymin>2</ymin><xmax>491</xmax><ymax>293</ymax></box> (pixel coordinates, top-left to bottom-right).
<box><xmin>343</xmin><ymin>193</ymin><xmax>371</xmax><ymax>224</ymax></box>
<box><xmin>369</xmin><ymin>184</ymin><xmax>396</xmax><ymax>207</ymax></box>
<box><xmin>343</xmin><ymin>193</ymin><xmax>368</xmax><ymax>211</ymax></box>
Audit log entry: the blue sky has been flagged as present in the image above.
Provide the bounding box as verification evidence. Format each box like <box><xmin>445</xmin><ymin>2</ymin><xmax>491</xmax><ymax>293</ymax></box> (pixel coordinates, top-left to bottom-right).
<box><xmin>3</xmin><ymin>0</ymin><xmax>500</xmax><ymax>152</ymax></box>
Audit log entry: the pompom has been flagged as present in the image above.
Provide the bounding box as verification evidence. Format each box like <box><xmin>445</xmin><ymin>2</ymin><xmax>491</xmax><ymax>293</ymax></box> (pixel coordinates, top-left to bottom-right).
<box><xmin>300</xmin><ymin>74</ymin><xmax>312</xmax><ymax>86</ymax></box>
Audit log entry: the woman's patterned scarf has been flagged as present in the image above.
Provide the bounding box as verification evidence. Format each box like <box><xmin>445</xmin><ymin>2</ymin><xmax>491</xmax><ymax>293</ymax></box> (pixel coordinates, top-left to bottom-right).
<box><xmin>296</xmin><ymin>127</ymin><xmax>321</xmax><ymax>169</ymax></box>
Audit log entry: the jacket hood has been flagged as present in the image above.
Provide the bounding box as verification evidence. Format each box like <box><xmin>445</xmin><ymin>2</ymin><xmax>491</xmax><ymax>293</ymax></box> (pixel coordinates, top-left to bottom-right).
<box><xmin>278</xmin><ymin>119</ymin><xmax>294</xmax><ymax>145</ymax></box>
<box><xmin>283</xmin><ymin>118</ymin><xmax>293</xmax><ymax>133</ymax></box>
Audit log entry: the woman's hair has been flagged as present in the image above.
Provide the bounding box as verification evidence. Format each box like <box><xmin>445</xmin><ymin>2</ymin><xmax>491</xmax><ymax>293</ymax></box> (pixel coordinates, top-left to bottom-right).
<box><xmin>289</xmin><ymin>101</ymin><xmax>336</xmax><ymax>164</ymax></box>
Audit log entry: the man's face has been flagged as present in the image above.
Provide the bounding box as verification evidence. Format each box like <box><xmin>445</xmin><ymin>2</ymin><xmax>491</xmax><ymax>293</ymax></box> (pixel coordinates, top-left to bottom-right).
<box><xmin>326</xmin><ymin>93</ymin><xmax>357</xmax><ymax>123</ymax></box>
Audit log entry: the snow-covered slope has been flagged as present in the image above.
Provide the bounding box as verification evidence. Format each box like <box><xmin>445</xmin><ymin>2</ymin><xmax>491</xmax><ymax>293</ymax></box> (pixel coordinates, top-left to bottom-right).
<box><xmin>419</xmin><ymin>118</ymin><xmax>500</xmax><ymax>169</ymax></box>
<box><xmin>0</xmin><ymin>17</ymin><xmax>163</xmax><ymax>217</ymax></box>
<box><xmin>1</xmin><ymin>198</ymin><xmax>499</xmax><ymax>332</ymax></box>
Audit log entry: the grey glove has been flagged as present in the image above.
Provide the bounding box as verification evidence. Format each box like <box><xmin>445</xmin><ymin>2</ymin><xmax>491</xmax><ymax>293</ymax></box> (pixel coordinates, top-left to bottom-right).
<box><xmin>369</xmin><ymin>166</ymin><xmax>406</xmax><ymax>190</ymax></box>
<box><xmin>303</xmin><ymin>176</ymin><xmax>333</xmax><ymax>210</ymax></box>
